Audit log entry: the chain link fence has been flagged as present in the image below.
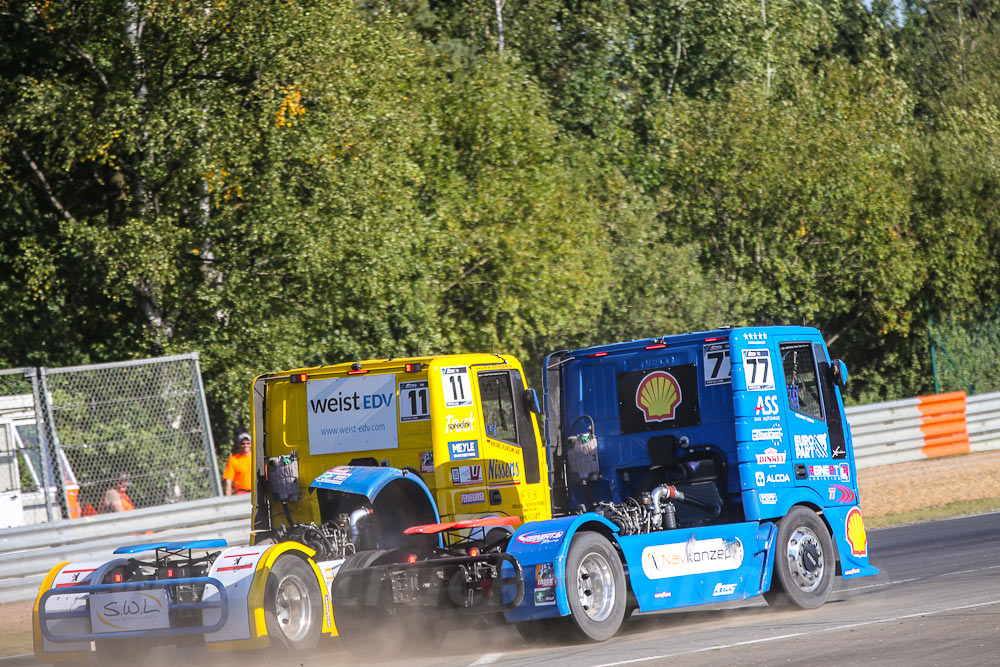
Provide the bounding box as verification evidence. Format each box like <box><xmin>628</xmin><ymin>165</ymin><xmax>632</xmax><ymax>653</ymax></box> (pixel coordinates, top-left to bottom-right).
<box><xmin>0</xmin><ymin>354</ymin><xmax>220</xmax><ymax>527</ymax></box>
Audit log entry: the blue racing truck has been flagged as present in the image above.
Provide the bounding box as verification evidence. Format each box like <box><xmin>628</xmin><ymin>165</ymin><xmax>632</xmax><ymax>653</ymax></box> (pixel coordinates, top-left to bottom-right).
<box><xmin>328</xmin><ymin>325</ymin><xmax>877</xmax><ymax>643</ymax></box>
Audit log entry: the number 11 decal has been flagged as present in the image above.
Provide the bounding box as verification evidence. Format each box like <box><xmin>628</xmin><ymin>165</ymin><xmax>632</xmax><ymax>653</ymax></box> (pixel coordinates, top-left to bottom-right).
<box><xmin>399</xmin><ymin>380</ymin><xmax>430</xmax><ymax>422</ymax></box>
<box><xmin>441</xmin><ymin>367</ymin><xmax>474</xmax><ymax>408</ymax></box>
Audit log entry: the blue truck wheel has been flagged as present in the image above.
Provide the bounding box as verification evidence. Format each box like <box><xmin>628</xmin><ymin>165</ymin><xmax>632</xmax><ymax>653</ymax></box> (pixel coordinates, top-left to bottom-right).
<box><xmin>557</xmin><ymin>532</ymin><xmax>627</xmax><ymax>642</ymax></box>
<box><xmin>764</xmin><ymin>506</ymin><xmax>835</xmax><ymax>609</ymax></box>
<box><xmin>265</xmin><ymin>553</ymin><xmax>323</xmax><ymax>650</ymax></box>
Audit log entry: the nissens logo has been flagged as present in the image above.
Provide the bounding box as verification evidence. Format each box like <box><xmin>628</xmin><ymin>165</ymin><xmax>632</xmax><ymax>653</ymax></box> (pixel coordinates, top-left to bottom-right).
<box><xmin>488</xmin><ymin>459</ymin><xmax>520</xmax><ymax>486</ymax></box>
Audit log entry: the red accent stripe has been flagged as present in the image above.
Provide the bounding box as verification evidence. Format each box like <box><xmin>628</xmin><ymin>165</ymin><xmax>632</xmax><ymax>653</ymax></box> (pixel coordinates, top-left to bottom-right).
<box><xmin>54</xmin><ymin>583</ymin><xmax>79</xmax><ymax>588</ymax></box>
<box><xmin>217</xmin><ymin>564</ymin><xmax>254</xmax><ymax>572</ymax></box>
<box><xmin>224</xmin><ymin>552</ymin><xmax>261</xmax><ymax>558</ymax></box>
<box><xmin>62</xmin><ymin>569</ymin><xmax>95</xmax><ymax>574</ymax></box>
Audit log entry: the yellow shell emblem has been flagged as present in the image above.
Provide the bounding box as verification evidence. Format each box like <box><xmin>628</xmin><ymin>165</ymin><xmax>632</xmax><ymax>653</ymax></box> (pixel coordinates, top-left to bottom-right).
<box><xmin>846</xmin><ymin>507</ymin><xmax>867</xmax><ymax>557</ymax></box>
<box><xmin>635</xmin><ymin>371</ymin><xmax>683</xmax><ymax>422</ymax></box>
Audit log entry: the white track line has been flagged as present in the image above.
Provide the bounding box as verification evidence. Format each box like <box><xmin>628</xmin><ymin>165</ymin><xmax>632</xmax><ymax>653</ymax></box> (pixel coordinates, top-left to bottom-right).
<box><xmin>468</xmin><ymin>652</ymin><xmax>506</xmax><ymax>665</ymax></box>
<box><xmin>588</xmin><ymin>598</ymin><xmax>1000</xmax><ymax>667</ymax></box>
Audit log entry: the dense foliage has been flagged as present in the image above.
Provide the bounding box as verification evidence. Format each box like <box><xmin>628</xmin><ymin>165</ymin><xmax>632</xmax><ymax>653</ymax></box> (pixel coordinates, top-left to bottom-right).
<box><xmin>2</xmin><ymin>0</ymin><xmax>999</xmax><ymax>452</ymax></box>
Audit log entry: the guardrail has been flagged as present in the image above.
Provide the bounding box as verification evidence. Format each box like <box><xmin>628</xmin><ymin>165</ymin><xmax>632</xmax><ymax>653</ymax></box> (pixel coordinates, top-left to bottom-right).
<box><xmin>848</xmin><ymin>390</ymin><xmax>1000</xmax><ymax>468</ymax></box>
<box><xmin>0</xmin><ymin>495</ymin><xmax>249</xmax><ymax>603</ymax></box>
<box><xmin>2</xmin><ymin>389</ymin><xmax>999</xmax><ymax>604</ymax></box>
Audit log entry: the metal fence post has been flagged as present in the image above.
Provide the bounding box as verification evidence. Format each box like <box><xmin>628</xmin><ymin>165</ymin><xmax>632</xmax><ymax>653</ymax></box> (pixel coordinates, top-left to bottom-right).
<box><xmin>190</xmin><ymin>352</ymin><xmax>222</xmax><ymax>496</ymax></box>
<box><xmin>34</xmin><ymin>368</ymin><xmax>69</xmax><ymax>519</ymax></box>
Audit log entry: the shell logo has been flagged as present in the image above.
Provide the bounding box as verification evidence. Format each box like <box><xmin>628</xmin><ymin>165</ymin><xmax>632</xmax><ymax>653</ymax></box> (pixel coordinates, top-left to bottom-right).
<box><xmin>846</xmin><ymin>506</ymin><xmax>868</xmax><ymax>557</ymax></box>
<box><xmin>635</xmin><ymin>371</ymin><xmax>683</xmax><ymax>422</ymax></box>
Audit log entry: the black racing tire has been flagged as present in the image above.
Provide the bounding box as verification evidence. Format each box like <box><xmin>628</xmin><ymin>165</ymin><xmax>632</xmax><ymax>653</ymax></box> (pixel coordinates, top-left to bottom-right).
<box><xmin>332</xmin><ymin>550</ymin><xmax>410</xmax><ymax>656</ymax></box>
<box><xmin>264</xmin><ymin>553</ymin><xmax>323</xmax><ymax>651</ymax></box>
<box><xmin>763</xmin><ymin>506</ymin><xmax>835</xmax><ymax>610</ymax></box>
<box><xmin>555</xmin><ymin>532</ymin><xmax>627</xmax><ymax>642</ymax></box>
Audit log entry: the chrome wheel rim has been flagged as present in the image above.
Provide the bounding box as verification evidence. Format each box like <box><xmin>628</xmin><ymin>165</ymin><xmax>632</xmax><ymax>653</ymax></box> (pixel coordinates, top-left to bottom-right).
<box><xmin>274</xmin><ymin>574</ymin><xmax>312</xmax><ymax>641</ymax></box>
<box><xmin>785</xmin><ymin>526</ymin><xmax>824</xmax><ymax>592</ymax></box>
<box><xmin>576</xmin><ymin>551</ymin><xmax>616</xmax><ymax>621</ymax></box>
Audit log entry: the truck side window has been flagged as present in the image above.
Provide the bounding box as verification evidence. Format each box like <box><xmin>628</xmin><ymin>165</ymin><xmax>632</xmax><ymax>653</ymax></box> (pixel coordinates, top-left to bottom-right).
<box><xmin>478</xmin><ymin>371</ymin><xmax>519</xmax><ymax>444</ymax></box>
<box><xmin>779</xmin><ymin>342</ymin><xmax>824</xmax><ymax>420</ymax></box>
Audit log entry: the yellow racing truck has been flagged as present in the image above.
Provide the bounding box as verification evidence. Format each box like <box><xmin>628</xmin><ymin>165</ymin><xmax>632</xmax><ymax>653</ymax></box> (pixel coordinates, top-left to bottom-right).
<box><xmin>34</xmin><ymin>353</ymin><xmax>548</xmax><ymax>659</ymax></box>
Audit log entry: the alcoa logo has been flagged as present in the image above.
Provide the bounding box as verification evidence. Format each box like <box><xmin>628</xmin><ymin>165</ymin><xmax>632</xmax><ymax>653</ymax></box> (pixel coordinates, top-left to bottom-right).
<box><xmin>636</xmin><ymin>371</ymin><xmax>682</xmax><ymax>422</ymax></box>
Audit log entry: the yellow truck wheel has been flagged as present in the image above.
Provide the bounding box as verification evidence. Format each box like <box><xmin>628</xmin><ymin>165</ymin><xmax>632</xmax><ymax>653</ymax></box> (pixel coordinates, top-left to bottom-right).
<box><xmin>264</xmin><ymin>553</ymin><xmax>323</xmax><ymax>650</ymax></box>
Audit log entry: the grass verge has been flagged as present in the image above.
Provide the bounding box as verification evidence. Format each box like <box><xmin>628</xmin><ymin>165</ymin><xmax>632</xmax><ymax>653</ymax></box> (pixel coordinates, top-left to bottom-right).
<box><xmin>865</xmin><ymin>496</ymin><xmax>1000</xmax><ymax>529</ymax></box>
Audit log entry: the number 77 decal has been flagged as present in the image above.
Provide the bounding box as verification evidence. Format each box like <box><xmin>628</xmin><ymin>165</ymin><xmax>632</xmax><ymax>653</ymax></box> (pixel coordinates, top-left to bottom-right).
<box><xmin>742</xmin><ymin>349</ymin><xmax>775</xmax><ymax>391</ymax></box>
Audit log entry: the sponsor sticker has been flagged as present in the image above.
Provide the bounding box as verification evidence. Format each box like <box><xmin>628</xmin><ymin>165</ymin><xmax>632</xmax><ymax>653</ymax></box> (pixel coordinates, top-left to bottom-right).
<box><xmin>807</xmin><ymin>463</ymin><xmax>850</xmax><ymax>482</ymax></box>
<box><xmin>316</xmin><ymin>466</ymin><xmax>352</xmax><ymax>485</ymax></box>
<box><xmin>742</xmin><ymin>348</ymin><xmax>775</xmax><ymax>391</ymax></box>
<box><xmin>398</xmin><ymin>380</ymin><xmax>430</xmax><ymax>422</ymax></box>
<box><xmin>460</xmin><ymin>491</ymin><xmax>485</xmax><ymax>505</ymax></box>
<box><xmin>713</xmin><ymin>582</ymin><xmax>738</xmax><ymax>596</ymax></box>
<box><xmin>654</xmin><ymin>591</ymin><xmax>672</xmax><ymax>599</ymax></box>
<box><xmin>755</xmin><ymin>447</ymin><xmax>786</xmax><ymax>465</ymax></box>
<box><xmin>844</xmin><ymin>567</ymin><xmax>861</xmax><ymax>576</ymax></box>
<box><xmin>450</xmin><ymin>465</ymin><xmax>482</xmax><ymax>486</ymax></box>
<box><xmin>90</xmin><ymin>589</ymin><xmax>169</xmax><ymax>633</ymax></box>
<box><xmin>754</xmin><ymin>394</ymin><xmax>781</xmax><ymax>421</ymax></box>
<box><xmin>488</xmin><ymin>459</ymin><xmax>520</xmax><ymax>486</ymax></box>
<box><xmin>617</xmin><ymin>364</ymin><xmax>701</xmax><ymax>434</ymax></box>
<box><xmin>752</xmin><ymin>426</ymin><xmax>783</xmax><ymax>441</ymax></box>
<box><xmin>846</xmin><ymin>506</ymin><xmax>868</xmax><ymax>557</ymax></box>
<box><xmin>441</xmin><ymin>367</ymin><xmax>474</xmax><ymax>408</ymax></box>
<box><xmin>828</xmin><ymin>484</ymin><xmax>856</xmax><ymax>503</ymax></box>
<box><xmin>641</xmin><ymin>536</ymin><xmax>744</xmax><ymax>579</ymax></box>
<box><xmin>306</xmin><ymin>374</ymin><xmax>398</xmax><ymax>454</ymax></box>
<box><xmin>449</xmin><ymin>439</ymin><xmax>479</xmax><ymax>461</ymax></box>
<box><xmin>516</xmin><ymin>530</ymin><xmax>565</xmax><ymax>546</ymax></box>
<box><xmin>794</xmin><ymin>433</ymin><xmax>829</xmax><ymax>459</ymax></box>
<box><xmin>419</xmin><ymin>451</ymin><xmax>434</xmax><ymax>474</ymax></box>
<box><xmin>759</xmin><ymin>492</ymin><xmax>778</xmax><ymax>505</ymax></box>
<box><xmin>703</xmin><ymin>342</ymin><xmax>731</xmax><ymax>386</ymax></box>
<box><xmin>445</xmin><ymin>413</ymin><xmax>477</xmax><ymax>434</ymax></box>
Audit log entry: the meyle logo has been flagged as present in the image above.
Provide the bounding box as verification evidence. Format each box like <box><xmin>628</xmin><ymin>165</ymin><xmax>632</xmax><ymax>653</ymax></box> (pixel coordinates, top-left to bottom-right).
<box><xmin>449</xmin><ymin>440</ymin><xmax>479</xmax><ymax>461</ymax></box>
<box><xmin>713</xmin><ymin>583</ymin><xmax>738</xmax><ymax>596</ymax></box>
<box><xmin>755</xmin><ymin>447</ymin><xmax>786</xmax><ymax>465</ymax></box>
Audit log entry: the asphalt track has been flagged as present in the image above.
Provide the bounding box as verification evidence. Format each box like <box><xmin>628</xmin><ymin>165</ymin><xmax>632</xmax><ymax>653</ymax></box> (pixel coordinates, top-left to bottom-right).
<box><xmin>22</xmin><ymin>511</ymin><xmax>1000</xmax><ymax>666</ymax></box>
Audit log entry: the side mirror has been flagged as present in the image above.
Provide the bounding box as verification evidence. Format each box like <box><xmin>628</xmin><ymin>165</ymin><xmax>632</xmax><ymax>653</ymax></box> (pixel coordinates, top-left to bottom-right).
<box><xmin>830</xmin><ymin>359</ymin><xmax>848</xmax><ymax>389</ymax></box>
<box><xmin>523</xmin><ymin>388</ymin><xmax>542</xmax><ymax>415</ymax></box>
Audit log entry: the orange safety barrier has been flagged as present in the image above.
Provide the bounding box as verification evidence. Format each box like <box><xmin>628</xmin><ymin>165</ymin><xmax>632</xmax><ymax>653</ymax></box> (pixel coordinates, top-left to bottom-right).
<box><xmin>918</xmin><ymin>391</ymin><xmax>970</xmax><ymax>459</ymax></box>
